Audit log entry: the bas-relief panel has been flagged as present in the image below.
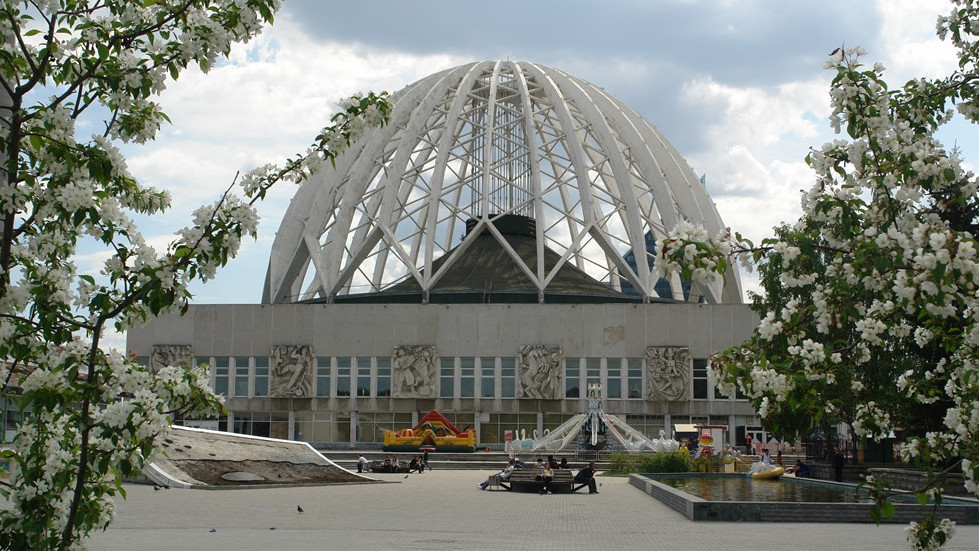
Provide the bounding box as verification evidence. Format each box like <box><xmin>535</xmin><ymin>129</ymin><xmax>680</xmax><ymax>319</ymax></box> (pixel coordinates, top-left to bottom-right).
<box><xmin>392</xmin><ymin>345</ymin><xmax>437</xmax><ymax>398</ymax></box>
<box><xmin>270</xmin><ymin>345</ymin><xmax>313</xmax><ymax>398</ymax></box>
<box><xmin>517</xmin><ymin>345</ymin><xmax>563</xmax><ymax>400</ymax></box>
<box><xmin>149</xmin><ymin>344</ymin><xmax>193</xmax><ymax>374</ymax></box>
<box><xmin>645</xmin><ymin>346</ymin><xmax>690</xmax><ymax>401</ymax></box>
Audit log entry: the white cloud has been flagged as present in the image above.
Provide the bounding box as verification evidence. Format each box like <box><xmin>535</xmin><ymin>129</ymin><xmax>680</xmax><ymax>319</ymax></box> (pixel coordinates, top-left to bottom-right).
<box><xmin>680</xmin><ymin>76</ymin><xmax>830</xmax><ymax>247</ymax></box>
<box><xmin>875</xmin><ymin>0</ymin><xmax>958</xmax><ymax>80</ymax></box>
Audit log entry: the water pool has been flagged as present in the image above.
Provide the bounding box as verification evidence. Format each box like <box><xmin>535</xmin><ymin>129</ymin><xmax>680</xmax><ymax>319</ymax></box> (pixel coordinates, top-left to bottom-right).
<box><xmin>658</xmin><ymin>475</ymin><xmax>897</xmax><ymax>503</ymax></box>
<box><xmin>630</xmin><ymin>473</ymin><xmax>979</xmax><ymax>523</ymax></box>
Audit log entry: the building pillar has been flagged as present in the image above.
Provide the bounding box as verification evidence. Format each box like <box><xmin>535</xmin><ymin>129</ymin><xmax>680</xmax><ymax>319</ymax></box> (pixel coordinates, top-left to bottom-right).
<box><xmin>349</xmin><ymin>411</ymin><xmax>358</xmax><ymax>449</ymax></box>
<box><xmin>474</xmin><ymin>412</ymin><xmax>482</xmax><ymax>447</ymax></box>
<box><xmin>288</xmin><ymin>410</ymin><xmax>296</xmax><ymax>441</ymax></box>
<box><xmin>728</xmin><ymin>414</ymin><xmax>736</xmax><ymax>451</ymax></box>
<box><xmin>226</xmin><ymin>410</ymin><xmax>235</xmax><ymax>433</ymax></box>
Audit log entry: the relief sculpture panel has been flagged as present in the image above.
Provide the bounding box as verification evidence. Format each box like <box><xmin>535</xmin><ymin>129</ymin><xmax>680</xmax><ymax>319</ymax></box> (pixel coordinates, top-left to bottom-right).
<box><xmin>517</xmin><ymin>345</ymin><xmax>563</xmax><ymax>400</ymax></box>
<box><xmin>149</xmin><ymin>344</ymin><xmax>193</xmax><ymax>374</ymax></box>
<box><xmin>645</xmin><ymin>346</ymin><xmax>690</xmax><ymax>401</ymax></box>
<box><xmin>270</xmin><ymin>345</ymin><xmax>313</xmax><ymax>398</ymax></box>
<box><xmin>392</xmin><ymin>345</ymin><xmax>438</xmax><ymax>398</ymax></box>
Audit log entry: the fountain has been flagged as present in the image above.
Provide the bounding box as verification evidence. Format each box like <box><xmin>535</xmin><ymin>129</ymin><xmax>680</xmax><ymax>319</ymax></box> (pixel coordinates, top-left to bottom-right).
<box><xmin>505</xmin><ymin>383</ymin><xmax>680</xmax><ymax>455</ymax></box>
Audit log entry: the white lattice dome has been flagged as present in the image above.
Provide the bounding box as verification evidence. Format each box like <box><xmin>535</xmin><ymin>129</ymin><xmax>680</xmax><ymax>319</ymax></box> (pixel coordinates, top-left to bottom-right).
<box><xmin>263</xmin><ymin>60</ymin><xmax>742</xmax><ymax>305</ymax></box>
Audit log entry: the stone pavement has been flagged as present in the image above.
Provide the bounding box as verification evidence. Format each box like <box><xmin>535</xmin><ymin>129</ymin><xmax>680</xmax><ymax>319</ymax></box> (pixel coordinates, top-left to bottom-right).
<box><xmin>88</xmin><ymin>469</ymin><xmax>979</xmax><ymax>551</ymax></box>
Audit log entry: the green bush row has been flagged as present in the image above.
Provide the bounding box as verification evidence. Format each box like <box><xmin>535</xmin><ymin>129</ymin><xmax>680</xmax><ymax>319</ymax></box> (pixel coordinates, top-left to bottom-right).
<box><xmin>609</xmin><ymin>452</ymin><xmax>690</xmax><ymax>473</ymax></box>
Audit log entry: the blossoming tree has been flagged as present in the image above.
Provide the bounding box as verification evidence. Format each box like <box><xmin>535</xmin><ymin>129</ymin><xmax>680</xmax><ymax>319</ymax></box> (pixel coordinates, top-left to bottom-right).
<box><xmin>0</xmin><ymin>1</ymin><xmax>388</xmax><ymax>549</ymax></box>
<box><xmin>656</xmin><ymin>2</ymin><xmax>979</xmax><ymax>549</ymax></box>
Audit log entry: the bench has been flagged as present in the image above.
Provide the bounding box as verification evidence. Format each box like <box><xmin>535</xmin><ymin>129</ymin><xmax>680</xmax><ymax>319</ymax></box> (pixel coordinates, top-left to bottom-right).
<box><xmin>368</xmin><ymin>461</ymin><xmax>409</xmax><ymax>473</ymax></box>
<box><xmin>499</xmin><ymin>469</ymin><xmax>588</xmax><ymax>493</ymax></box>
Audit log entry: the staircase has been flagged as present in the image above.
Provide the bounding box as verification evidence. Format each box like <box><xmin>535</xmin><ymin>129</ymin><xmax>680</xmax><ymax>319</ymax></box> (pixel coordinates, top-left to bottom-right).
<box><xmin>321</xmin><ymin>449</ymin><xmax>615</xmax><ymax>472</ymax></box>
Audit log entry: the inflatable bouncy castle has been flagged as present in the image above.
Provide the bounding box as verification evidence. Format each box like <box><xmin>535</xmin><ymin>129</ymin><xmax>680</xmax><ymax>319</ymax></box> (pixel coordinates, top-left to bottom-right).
<box><xmin>382</xmin><ymin>410</ymin><xmax>476</xmax><ymax>452</ymax></box>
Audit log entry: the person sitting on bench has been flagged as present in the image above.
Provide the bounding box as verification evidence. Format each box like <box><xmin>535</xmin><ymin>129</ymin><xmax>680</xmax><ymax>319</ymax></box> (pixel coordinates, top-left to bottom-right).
<box><xmin>538</xmin><ymin>461</ymin><xmax>554</xmax><ymax>494</ymax></box>
<box><xmin>574</xmin><ymin>461</ymin><xmax>599</xmax><ymax>494</ymax></box>
<box><xmin>478</xmin><ymin>459</ymin><xmax>515</xmax><ymax>490</ymax></box>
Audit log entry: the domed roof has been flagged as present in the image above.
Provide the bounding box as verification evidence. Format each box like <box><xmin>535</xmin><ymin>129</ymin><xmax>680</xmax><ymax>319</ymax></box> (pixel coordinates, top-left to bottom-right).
<box><xmin>263</xmin><ymin>60</ymin><xmax>742</xmax><ymax>305</ymax></box>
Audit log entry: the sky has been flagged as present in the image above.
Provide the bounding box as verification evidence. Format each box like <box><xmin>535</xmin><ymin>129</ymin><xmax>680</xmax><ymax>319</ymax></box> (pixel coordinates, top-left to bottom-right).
<box><xmin>104</xmin><ymin>0</ymin><xmax>971</xmax><ymax>348</ymax></box>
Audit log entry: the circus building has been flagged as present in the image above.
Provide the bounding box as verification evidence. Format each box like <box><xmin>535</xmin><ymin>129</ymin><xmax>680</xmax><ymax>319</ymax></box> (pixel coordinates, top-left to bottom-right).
<box><xmin>127</xmin><ymin>60</ymin><xmax>761</xmax><ymax>450</ymax></box>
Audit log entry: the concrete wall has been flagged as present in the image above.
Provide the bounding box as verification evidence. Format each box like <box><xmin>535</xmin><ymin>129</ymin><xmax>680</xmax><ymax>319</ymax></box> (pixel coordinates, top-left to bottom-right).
<box><xmin>129</xmin><ymin>302</ymin><xmax>756</xmax><ymax>360</ymax></box>
<box><xmin>128</xmin><ymin>301</ymin><xmax>759</xmax><ymax>444</ymax></box>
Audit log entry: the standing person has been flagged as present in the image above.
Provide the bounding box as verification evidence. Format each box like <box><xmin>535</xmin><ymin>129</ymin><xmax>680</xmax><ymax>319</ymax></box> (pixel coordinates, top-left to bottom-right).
<box><xmin>357</xmin><ymin>455</ymin><xmax>368</xmax><ymax>473</ymax></box>
<box><xmin>574</xmin><ymin>461</ymin><xmax>599</xmax><ymax>494</ymax></box>
<box><xmin>745</xmin><ymin>433</ymin><xmax>753</xmax><ymax>455</ymax></box>
<box><xmin>423</xmin><ymin>449</ymin><xmax>432</xmax><ymax>471</ymax></box>
<box><xmin>832</xmin><ymin>449</ymin><xmax>845</xmax><ymax>482</ymax></box>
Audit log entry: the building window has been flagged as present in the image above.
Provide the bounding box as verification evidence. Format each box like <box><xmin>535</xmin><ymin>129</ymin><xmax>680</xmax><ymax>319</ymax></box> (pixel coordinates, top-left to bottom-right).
<box><xmin>625</xmin><ymin>414</ymin><xmax>665</xmax><ymax>440</ymax></box>
<box><xmin>356</xmin><ymin>356</ymin><xmax>371</xmax><ymax>397</ymax></box>
<box><xmin>234</xmin><ymin>357</ymin><xmax>250</xmax><ymax>397</ymax></box>
<box><xmin>254</xmin><ymin>356</ymin><xmax>269</xmax><ymax>396</ymax></box>
<box><xmin>460</xmin><ymin>357</ymin><xmax>475</xmax><ymax>398</ymax></box>
<box><xmin>627</xmin><ymin>357</ymin><xmax>643</xmax><ymax>399</ymax></box>
<box><xmin>357</xmin><ymin>412</ymin><xmax>412</xmax><ymax>443</ymax></box>
<box><xmin>439</xmin><ymin>357</ymin><xmax>454</xmax><ymax>398</ymax></box>
<box><xmin>376</xmin><ymin>357</ymin><xmax>391</xmax><ymax>397</ymax></box>
<box><xmin>213</xmin><ymin>357</ymin><xmax>229</xmax><ymax>397</ymax></box>
<box><xmin>316</xmin><ymin>357</ymin><xmax>331</xmax><ymax>397</ymax></box>
<box><xmin>586</xmin><ymin>357</ymin><xmax>601</xmax><ymax>393</ymax></box>
<box><xmin>493</xmin><ymin>413</ymin><xmax>536</xmax><ymax>444</ymax></box>
<box><xmin>500</xmin><ymin>357</ymin><xmax>516</xmax><ymax>398</ymax></box>
<box><xmin>480</xmin><ymin>358</ymin><xmax>495</xmax><ymax>398</ymax></box>
<box><xmin>544</xmin><ymin>413</ymin><xmax>574</xmax><ymax>434</ymax></box>
<box><xmin>714</xmin><ymin>366</ymin><xmax>726</xmax><ymax>399</ymax></box>
<box><xmin>606</xmin><ymin>359</ymin><xmax>622</xmax><ymax>399</ymax></box>
<box><xmin>565</xmin><ymin>359</ymin><xmax>580</xmax><ymax>398</ymax></box>
<box><xmin>693</xmin><ymin>359</ymin><xmax>708</xmax><ymax>400</ymax></box>
<box><xmin>336</xmin><ymin>357</ymin><xmax>351</xmax><ymax>397</ymax></box>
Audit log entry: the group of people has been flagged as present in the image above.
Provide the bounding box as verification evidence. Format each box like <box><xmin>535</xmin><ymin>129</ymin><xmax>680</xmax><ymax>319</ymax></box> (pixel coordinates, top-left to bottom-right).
<box><xmin>358</xmin><ymin>451</ymin><xmax>432</xmax><ymax>473</ymax></box>
<box><xmin>477</xmin><ymin>454</ymin><xmax>598</xmax><ymax>494</ymax></box>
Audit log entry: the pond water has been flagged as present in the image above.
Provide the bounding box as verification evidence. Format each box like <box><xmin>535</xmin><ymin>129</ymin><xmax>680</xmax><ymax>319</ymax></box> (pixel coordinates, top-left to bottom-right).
<box><xmin>655</xmin><ymin>475</ymin><xmax>966</xmax><ymax>504</ymax></box>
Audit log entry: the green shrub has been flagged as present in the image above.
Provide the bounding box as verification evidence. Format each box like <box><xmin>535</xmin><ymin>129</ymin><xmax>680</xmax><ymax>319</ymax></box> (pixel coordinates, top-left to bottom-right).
<box><xmin>608</xmin><ymin>451</ymin><xmax>689</xmax><ymax>473</ymax></box>
<box><xmin>642</xmin><ymin>452</ymin><xmax>690</xmax><ymax>473</ymax></box>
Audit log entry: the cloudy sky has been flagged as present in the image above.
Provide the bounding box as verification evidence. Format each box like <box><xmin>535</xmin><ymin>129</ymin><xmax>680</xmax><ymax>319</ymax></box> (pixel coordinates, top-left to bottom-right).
<box><xmin>111</xmin><ymin>0</ymin><xmax>969</xmax><ymax>330</ymax></box>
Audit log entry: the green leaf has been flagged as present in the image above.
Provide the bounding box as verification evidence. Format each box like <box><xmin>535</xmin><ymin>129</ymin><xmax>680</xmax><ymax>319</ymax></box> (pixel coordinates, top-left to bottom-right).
<box><xmin>869</xmin><ymin>505</ymin><xmax>881</xmax><ymax>524</ymax></box>
<box><xmin>879</xmin><ymin>501</ymin><xmax>895</xmax><ymax>519</ymax></box>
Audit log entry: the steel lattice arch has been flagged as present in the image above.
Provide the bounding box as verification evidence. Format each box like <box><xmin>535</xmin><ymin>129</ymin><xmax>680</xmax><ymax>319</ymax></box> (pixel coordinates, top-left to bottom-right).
<box><xmin>263</xmin><ymin>60</ymin><xmax>742</xmax><ymax>305</ymax></box>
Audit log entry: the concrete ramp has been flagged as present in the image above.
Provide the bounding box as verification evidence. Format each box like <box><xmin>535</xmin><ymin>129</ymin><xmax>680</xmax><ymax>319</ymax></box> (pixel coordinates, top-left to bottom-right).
<box><xmin>144</xmin><ymin>426</ymin><xmax>375</xmax><ymax>488</ymax></box>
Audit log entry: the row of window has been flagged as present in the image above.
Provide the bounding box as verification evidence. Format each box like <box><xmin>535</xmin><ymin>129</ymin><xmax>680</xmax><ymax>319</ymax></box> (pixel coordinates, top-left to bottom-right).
<box><xmin>185</xmin><ymin>410</ymin><xmax>740</xmax><ymax>444</ymax></box>
<box><xmin>188</xmin><ymin>356</ymin><xmax>743</xmax><ymax>401</ymax></box>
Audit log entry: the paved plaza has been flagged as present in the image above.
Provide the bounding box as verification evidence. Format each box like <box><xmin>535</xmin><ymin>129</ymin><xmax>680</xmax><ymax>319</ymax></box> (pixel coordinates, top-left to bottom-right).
<box><xmin>88</xmin><ymin>469</ymin><xmax>979</xmax><ymax>551</ymax></box>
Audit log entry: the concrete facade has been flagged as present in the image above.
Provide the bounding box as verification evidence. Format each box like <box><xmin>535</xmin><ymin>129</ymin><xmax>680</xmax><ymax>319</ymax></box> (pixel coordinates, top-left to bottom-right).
<box><xmin>127</xmin><ymin>302</ymin><xmax>759</xmax><ymax>448</ymax></box>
